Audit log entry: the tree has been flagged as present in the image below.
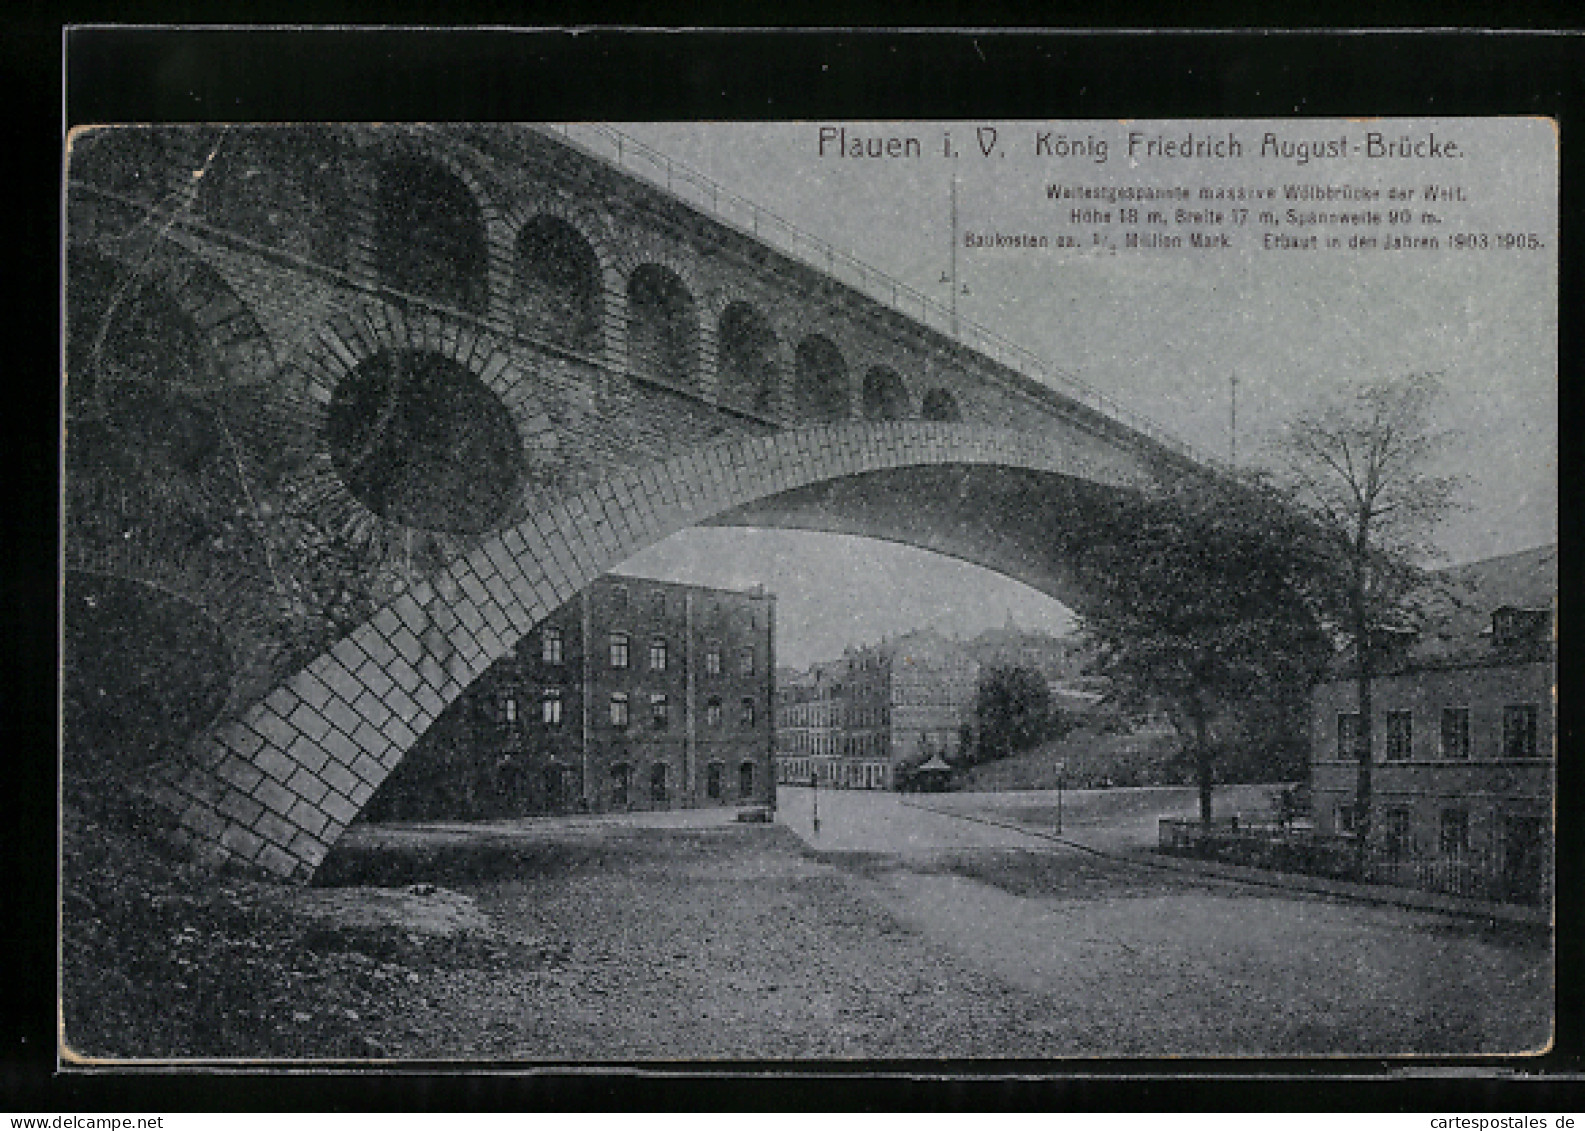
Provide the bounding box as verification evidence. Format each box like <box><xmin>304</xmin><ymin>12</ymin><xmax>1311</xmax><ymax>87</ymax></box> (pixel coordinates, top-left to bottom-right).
<box><xmin>1266</xmin><ymin>371</ymin><xmax>1463</xmax><ymax>851</ymax></box>
<box><xmin>974</xmin><ymin>666</ymin><xmax>1053</xmax><ymax>763</ymax></box>
<box><xmin>1075</xmin><ymin>478</ymin><xmax>1332</xmax><ymax>826</ymax></box>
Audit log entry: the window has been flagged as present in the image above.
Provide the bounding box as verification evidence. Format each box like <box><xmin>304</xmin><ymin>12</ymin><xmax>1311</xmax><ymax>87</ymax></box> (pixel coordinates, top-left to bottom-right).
<box><xmin>1493</xmin><ymin>607</ymin><xmax>1549</xmax><ymax>647</ymax></box>
<box><xmin>610</xmin><ymin>692</ymin><xmax>629</xmax><ymax>728</ymax></box>
<box><xmin>739</xmin><ymin>760</ymin><xmax>755</xmax><ymax>798</ymax></box>
<box><xmin>1440</xmin><ymin>708</ymin><xmax>1471</xmax><ymax>759</ymax></box>
<box><xmin>740</xmin><ymin>646</ymin><xmax>756</xmax><ymax>676</ymax></box>
<box><xmin>650</xmin><ymin>762</ymin><xmax>668</xmax><ymax>805</ymax></box>
<box><xmin>1385</xmin><ymin>710</ymin><xmax>1413</xmax><ymax>761</ymax></box>
<box><xmin>1503</xmin><ymin>704</ymin><xmax>1539</xmax><ymax>759</ymax></box>
<box><xmin>706</xmin><ymin>697</ymin><xmax>723</xmax><ymax>727</ymax></box>
<box><xmin>1440</xmin><ymin>808</ymin><xmax>1469</xmax><ymax>856</ymax></box>
<box><xmin>706</xmin><ymin>762</ymin><xmax>723</xmax><ymax>800</ymax></box>
<box><xmin>740</xmin><ymin>697</ymin><xmax>756</xmax><ymax>728</ymax></box>
<box><xmin>1383</xmin><ymin>808</ymin><xmax>1412</xmax><ymax>858</ymax></box>
<box><xmin>1337</xmin><ymin>712</ymin><xmax>1362</xmax><ymax>759</ymax></box>
<box><xmin>542</xmin><ymin>689</ymin><xmax>563</xmax><ymax>726</ymax></box>
<box><xmin>501</xmin><ymin>695</ymin><xmax>518</xmax><ymax>724</ymax></box>
<box><xmin>541</xmin><ymin>626</ymin><xmax>564</xmax><ymax>665</ymax></box>
<box><xmin>705</xmin><ymin>645</ymin><xmax>722</xmax><ymax>676</ymax></box>
<box><xmin>650</xmin><ymin>693</ymin><xmax>669</xmax><ymax>730</ymax></box>
<box><xmin>543</xmin><ymin>763</ymin><xmax>568</xmax><ymax>810</ymax></box>
<box><xmin>612</xmin><ymin>585</ymin><xmax>629</xmax><ymax>611</ymax></box>
<box><xmin>610</xmin><ymin>763</ymin><xmax>630</xmax><ymax>807</ymax></box>
<box><xmin>652</xmin><ymin>591</ymin><xmax>667</xmax><ymax>617</ymax></box>
<box><xmin>609</xmin><ymin>632</ymin><xmax>630</xmax><ymax>669</ymax></box>
<box><xmin>650</xmin><ymin>638</ymin><xmax>668</xmax><ymax>671</ymax></box>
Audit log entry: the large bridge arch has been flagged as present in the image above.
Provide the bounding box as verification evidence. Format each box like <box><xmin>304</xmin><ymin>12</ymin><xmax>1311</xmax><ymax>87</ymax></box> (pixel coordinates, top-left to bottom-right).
<box><xmin>141</xmin><ymin>421</ymin><xmax>1163</xmax><ymax>880</ymax></box>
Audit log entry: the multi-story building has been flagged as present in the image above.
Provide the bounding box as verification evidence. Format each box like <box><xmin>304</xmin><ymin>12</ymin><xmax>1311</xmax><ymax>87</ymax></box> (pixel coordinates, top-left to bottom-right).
<box><xmin>776</xmin><ymin>628</ymin><xmax>980</xmax><ymax>790</ymax></box>
<box><xmin>963</xmin><ymin>621</ymin><xmax>1091</xmax><ymax>686</ymax></box>
<box><xmin>1309</xmin><ymin>544</ymin><xmax>1555</xmax><ymax>903</ymax></box>
<box><xmin>363</xmin><ymin>574</ymin><xmax>776</xmax><ymax>820</ymax></box>
<box><xmin>774</xmin><ymin>662</ymin><xmax>844</xmax><ymax>787</ymax></box>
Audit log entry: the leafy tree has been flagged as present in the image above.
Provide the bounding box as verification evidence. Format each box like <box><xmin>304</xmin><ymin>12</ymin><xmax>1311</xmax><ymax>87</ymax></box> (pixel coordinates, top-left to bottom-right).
<box><xmin>1074</xmin><ymin>478</ymin><xmax>1332</xmax><ymax>826</ymax></box>
<box><xmin>1266</xmin><ymin>371</ymin><xmax>1463</xmax><ymax>849</ymax></box>
<box><xmin>974</xmin><ymin>666</ymin><xmax>1053</xmax><ymax>764</ymax></box>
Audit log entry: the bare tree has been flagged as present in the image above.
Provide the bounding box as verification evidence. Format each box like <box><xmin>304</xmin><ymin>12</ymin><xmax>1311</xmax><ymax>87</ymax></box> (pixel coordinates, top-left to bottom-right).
<box><xmin>1268</xmin><ymin>372</ymin><xmax>1464</xmax><ymax>854</ymax></box>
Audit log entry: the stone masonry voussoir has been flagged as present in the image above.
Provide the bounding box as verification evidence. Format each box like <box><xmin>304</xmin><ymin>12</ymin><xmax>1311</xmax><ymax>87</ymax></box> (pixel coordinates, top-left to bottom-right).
<box><xmin>319</xmin><ymin>790</ymin><xmax>358</xmax><ymax>827</ymax></box>
<box><xmin>252</xmin><ymin>808</ymin><xmax>299</xmax><ymax>851</ymax></box>
<box><xmin>251</xmin><ymin>764</ymin><xmax>298</xmax><ymax>808</ymax></box>
<box><xmin>255</xmin><ymin>843</ymin><xmax>300</xmax><ymax>879</ymax></box>
<box><xmin>219</xmin><ymin>823</ymin><xmax>267</xmax><ymax>863</ymax></box>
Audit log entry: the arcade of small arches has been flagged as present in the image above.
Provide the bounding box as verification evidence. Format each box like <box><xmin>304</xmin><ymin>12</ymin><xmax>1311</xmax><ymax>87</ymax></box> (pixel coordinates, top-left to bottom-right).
<box><xmin>70</xmin><ymin>125</ymin><xmax>968</xmax><ymax>432</ymax></box>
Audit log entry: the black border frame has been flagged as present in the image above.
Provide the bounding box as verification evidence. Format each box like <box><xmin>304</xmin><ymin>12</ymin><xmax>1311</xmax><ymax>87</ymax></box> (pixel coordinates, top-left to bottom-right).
<box><xmin>18</xmin><ymin>24</ymin><xmax>1584</xmax><ymax>1111</ymax></box>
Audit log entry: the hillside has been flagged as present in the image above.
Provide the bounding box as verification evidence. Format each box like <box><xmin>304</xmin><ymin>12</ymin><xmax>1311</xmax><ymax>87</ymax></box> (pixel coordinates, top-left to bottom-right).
<box><xmin>959</xmin><ymin>725</ymin><xmax>1183</xmax><ymax>792</ymax></box>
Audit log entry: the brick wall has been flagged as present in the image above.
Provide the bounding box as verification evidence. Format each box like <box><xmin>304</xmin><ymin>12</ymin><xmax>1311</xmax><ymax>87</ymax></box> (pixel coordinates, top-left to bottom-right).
<box><xmin>1309</xmin><ymin>660</ymin><xmax>1553</xmax><ymax>861</ymax></box>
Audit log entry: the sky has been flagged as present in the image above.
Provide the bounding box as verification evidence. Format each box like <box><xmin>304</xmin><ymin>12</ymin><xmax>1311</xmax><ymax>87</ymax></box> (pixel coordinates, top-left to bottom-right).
<box><xmin>596</xmin><ymin>119</ymin><xmax>1558</xmax><ymax>670</ymax></box>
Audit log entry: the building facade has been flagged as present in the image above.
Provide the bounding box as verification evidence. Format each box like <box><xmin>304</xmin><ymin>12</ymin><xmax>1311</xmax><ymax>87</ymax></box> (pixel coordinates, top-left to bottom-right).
<box><xmin>364</xmin><ymin>574</ymin><xmax>776</xmax><ymax>820</ymax></box>
<box><xmin>963</xmin><ymin>622</ymin><xmax>1091</xmax><ymax>687</ymax></box>
<box><xmin>776</xmin><ymin>629</ymin><xmax>980</xmax><ymax>790</ymax></box>
<box><xmin>1309</xmin><ymin>545</ymin><xmax>1555</xmax><ymax>904</ymax></box>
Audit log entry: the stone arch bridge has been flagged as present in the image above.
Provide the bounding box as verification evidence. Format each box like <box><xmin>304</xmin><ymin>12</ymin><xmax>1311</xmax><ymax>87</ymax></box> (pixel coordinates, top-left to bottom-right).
<box><xmin>65</xmin><ymin>124</ymin><xmax>1246</xmax><ymax>881</ymax></box>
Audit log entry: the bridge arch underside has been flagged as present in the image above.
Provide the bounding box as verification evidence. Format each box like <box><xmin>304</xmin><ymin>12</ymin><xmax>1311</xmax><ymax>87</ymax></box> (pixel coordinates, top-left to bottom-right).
<box><xmin>706</xmin><ymin>464</ymin><xmax>1130</xmax><ymax>620</ymax></box>
<box><xmin>136</xmin><ymin>422</ymin><xmax>1168</xmax><ymax>881</ymax></box>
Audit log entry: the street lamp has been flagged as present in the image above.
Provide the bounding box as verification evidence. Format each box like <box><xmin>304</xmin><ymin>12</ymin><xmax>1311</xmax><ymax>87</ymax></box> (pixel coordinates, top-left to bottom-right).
<box><xmin>1054</xmin><ymin>761</ymin><xmax>1066</xmax><ymax>836</ymax></box>
<box><xmin>810</xmin><ymin>771</ymin><xmax>820</xmax><ymax>837</ymax></box>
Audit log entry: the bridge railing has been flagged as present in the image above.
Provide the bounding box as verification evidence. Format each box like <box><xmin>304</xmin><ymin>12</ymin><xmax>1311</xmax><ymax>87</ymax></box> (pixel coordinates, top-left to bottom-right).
<box><xmin>539</xmin><ymin>122</ymin><xmax>1230</xmax><ymax>474</ymax></box>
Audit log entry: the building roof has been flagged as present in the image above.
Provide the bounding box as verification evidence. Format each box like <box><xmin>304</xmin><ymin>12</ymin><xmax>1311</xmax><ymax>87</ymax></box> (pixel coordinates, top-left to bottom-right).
<box><xmin>1339</xmin><ymin>543</ymin><xmax>1556</xmax><ymax>677</ymax></box>
<box><xmin>1436</xmin><ymin>544</ymin><xmax>1557</xmax><ymax>611</ymax></box>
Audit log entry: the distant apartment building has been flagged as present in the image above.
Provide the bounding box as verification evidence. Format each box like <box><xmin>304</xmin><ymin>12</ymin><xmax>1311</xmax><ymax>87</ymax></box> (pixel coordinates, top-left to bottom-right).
<box><xmin>776</xmin><ymin>662</ymin><xmax>845</xmax><ymax>786</ymax></box>
<box><xmin>776</xmin><ymin>628</ymin><xmax>979</xmax><ymax>790</ymax></box>
<box><xmin>1309</xmin><ymin>545</ymin><xmax>1555</xmax><ymax>904</ymax></box>
<box><xmin>963</xmin><ymin>621</ymin><xmax>1090</xmax><ymax>686</ymax></box>
<box><xmin>364</xmin><ymin>574</ymin><xmax>776</xmax><ymax>820</ymax></box>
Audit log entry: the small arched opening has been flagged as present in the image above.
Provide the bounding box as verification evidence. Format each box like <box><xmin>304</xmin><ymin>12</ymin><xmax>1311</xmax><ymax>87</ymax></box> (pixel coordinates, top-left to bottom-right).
<box><xmin>516</xmin><ymin>213</ymin><xmax>602</xmax><ymax>354</ymax></box>
<box><xmin>376</xmin><ymin>153</ymin><xmax>488</xmax><ymax>314</ymax></box>
<box><xmin>626</xmin><ymin>264</ymin><xmax>699</xmax><ymax>391</ymax></box>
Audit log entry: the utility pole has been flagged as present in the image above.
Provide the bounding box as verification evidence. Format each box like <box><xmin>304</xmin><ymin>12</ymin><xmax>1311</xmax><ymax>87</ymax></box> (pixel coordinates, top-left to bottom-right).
<box><xmin>1228</xmin><ymin>371</ymin><xmax>1239</xmax><ymax>469</ymax></box>
<box><xmin>940</xmin><ymin>172</ymin><xmax>961</xmax><ymax>338</ymax></box>
<box><xmin>950</xmin><ymin>172</ymin><xmax>959</xmax><ymax>337</ymax></box>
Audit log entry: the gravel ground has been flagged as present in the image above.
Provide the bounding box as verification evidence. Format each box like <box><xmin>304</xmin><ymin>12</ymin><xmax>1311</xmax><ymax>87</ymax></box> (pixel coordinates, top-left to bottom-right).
<box><xmin>323</xmin><ymin>817</ymin><xmax>1549</xmax><ymax>1061</ymax></box>
<box><xmin>345</xmin><ymin>825</ymin><xmax>1081</xmax><ymax>1060</ymax></box>
<box><xmin>63</xmin><ymin>792</ymin><xmax>1552</xmax><ymax>1062</ymax></box>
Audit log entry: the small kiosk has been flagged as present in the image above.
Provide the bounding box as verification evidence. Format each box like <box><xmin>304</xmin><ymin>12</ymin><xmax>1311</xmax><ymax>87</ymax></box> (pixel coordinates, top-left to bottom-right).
<box><xmin>912</xmin><ymin>752</ymin><xmax>954</xmax><ymax>793</ymax></box>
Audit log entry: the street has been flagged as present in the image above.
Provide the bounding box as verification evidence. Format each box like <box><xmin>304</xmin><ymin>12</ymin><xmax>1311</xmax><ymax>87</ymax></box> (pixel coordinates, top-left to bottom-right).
<box><xmin>317</xmin><ymin>786</ymin><xmax>1551</xmax><ymax>1059</ymax></box>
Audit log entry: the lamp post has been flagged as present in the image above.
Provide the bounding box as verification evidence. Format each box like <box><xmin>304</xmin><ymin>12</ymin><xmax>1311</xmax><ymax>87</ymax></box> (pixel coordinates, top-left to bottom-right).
<box><xmin>1054</xmin><ymin>761</ymin><xmax>1066</xmax><ymax>835</ymax></box>
<box><xmin>810</xmin><ymin>771</ymin><xmax>820</xmax><ymax>837</ymax></box>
